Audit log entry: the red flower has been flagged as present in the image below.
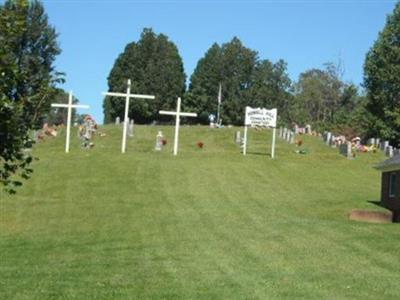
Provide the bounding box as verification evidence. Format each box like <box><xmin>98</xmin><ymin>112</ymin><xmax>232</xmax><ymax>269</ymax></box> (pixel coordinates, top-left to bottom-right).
<box><xmin>162</xmin><ymin>139</ymin><xmax>167</xmax><ymax>145</ymax></box>
<box><xmin>197</xmin><ymin>142</ymin><xmax>204</xmax><ymax>149</ymax></box>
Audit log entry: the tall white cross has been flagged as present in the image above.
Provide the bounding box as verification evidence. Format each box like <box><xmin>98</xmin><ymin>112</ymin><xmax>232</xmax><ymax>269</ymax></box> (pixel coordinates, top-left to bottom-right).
<box><xmin>159</xmin><ymin>97</ymin><xmax>197</xmax><ymax>156</ymax></box>
<box><xmin>51</xmin><ymin>91</ymin><xmax>90</xmax><ymax>153</ymax></box>
<box><xmin>102</xmin><ymin>79</ymin><xmax>155</xmax><ymax>153</ymax></box>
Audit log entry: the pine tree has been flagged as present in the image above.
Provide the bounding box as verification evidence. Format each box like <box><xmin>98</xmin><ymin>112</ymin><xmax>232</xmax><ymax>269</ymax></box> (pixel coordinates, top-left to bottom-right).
<box><xmin>103</xmin><ymin>28</ymin><xmax>186</xmax><ymax>124</ymax></box>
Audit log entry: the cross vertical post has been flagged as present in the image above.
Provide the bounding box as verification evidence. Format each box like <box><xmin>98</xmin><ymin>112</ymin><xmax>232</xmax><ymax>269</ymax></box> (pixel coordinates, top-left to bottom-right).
<box><xmin>159</xmin><ymin>97</ymin><xmax>197</xmax><ymax>156</ymax></box>
<box><xmin>102</xmin><ymin>79</ymin><xmax>155</xmax><ymax>153</ymax></box>
<box><xmin>173</xmin><ymin>97</ymin><xmax>182</xmax><ymax>156</ymax></box>
<box><xmin>51</xmin><ymin>91</ymin><xmax>90</xmax><ymax>153</ymax></box>
<box><xmin>271</xmin><ymin>127</ymin><xmax>276</xmax><ymax>159</ymax></box>
<box><xmin>122</xmin><ymin>80</ymin><xmax>131</xmax><ymax>154</ymax></box>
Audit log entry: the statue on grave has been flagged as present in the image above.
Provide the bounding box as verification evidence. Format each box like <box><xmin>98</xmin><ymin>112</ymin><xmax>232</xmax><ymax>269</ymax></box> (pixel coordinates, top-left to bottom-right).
<box><xmin>79</xmin><ymin>115</ymin><xmax>97</xmax><ymax>148</ymax></box>
<box><xmin>155</xmin><ymin>131</ymin><xmax>164</xmax><ymax>151</ymax></box>
<box><xmin>209</xmin><ymin>113</ymin><xmax>216</xmax><ymax>128</ymax></box>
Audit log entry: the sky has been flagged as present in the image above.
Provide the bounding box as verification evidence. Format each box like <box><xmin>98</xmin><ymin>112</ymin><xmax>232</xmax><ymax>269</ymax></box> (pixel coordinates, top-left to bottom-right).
<box><xmin>37</xmin><ymin>0</ymin><xmax>398</xmax><ymax>123</ymax></box>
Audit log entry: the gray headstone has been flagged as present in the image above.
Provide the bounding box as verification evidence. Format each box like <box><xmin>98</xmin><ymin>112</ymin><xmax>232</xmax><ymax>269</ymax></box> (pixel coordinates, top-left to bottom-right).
<box><xmin>128</xmin><ymin>120</ymin><xmax>134</xmax><ymax>137</ymax></box>
<box><xmin>279</xmin><ymin>127</ymin><xmax>283</xmax><ymax>138</ymax></box>
<box><xmin>367</xmin><ymin>138</ymin><xmax>375</xmax><ymax>146</ymax></box>
<box><xmin>235</xmin><ymin>131</ymin><xmax>241</xmax><ymax>144</ymax></box>
<box><xmin>115</xmin><ymin>116</ymin><xmax>120</xmax><ymax>125</ymax></box>
<box><xmin>289</xmin><ymin>131</ymin><xmax>295</xmax><ymax>144</ymax></box>
<box><xmin>375</xmin><ymin>138</ymin><xmax>380</xmax><ymax>147</ymax></box>
<box><xmin>326</xmin><ymin>132</ymin><xmax>332</xmax><ymax>146</ymax></box>
<box><xmin>155</xmin><ymin>131</ymin><xmax>164</xmax><ymax>151</ymax></box>
<box><xmin>283</xmin><ymin>128</ymin><xmax>288</xmax><ymax>140</ymax></box>
<box><xmin>386</xmin><ymin>145</ymin><xmax>394</xmax><ymax>157</ymax></box>
<box><xmin>339</xmin><ymin>142</ymin><xmax>353</xmax><ymax>159</ymax></box>
<box><xmin>305</xmin><ymin>124</ymin><xmax>312</xmax><ymax>135</ymax></box>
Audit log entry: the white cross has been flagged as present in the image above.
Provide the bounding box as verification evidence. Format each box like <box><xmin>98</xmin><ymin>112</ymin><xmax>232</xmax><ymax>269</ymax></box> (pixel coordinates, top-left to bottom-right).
<box><xmin>159</xmin><ymin>97</ymin><xmax>197</xmax><ymax>156</ymax></box>
<box><xmin>51</xmin><ymin>91</ymin><xmax>90</xmax><ymax>153</ymax></box>
<box><xmin>102</xmin><ymin>79</ymin><xmax>155</xmax><ymax>153</ymax></box>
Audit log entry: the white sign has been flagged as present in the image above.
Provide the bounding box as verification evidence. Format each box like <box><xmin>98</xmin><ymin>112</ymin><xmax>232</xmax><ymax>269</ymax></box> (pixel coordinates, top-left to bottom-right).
<box><xmin>245</xmin><ymin>107</ymin><xmax>277</xmax><ymax>128</ymax></box>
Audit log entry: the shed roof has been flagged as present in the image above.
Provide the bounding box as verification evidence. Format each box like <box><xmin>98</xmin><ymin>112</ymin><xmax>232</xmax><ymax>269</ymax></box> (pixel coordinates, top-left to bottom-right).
<box><xmin>375</xmin><ymin>155</ymin><xmax>400</xmax><ymax>172</ymax></box>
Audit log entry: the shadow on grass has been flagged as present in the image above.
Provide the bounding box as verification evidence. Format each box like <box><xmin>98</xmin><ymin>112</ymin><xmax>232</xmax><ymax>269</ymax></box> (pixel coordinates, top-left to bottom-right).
<box><xmin>246</xmin><ymin>151</ymin><xmax>272</xmax><ymax>157</ymax></box>
<box><xmin>367</xmin><ymin>200</ymin><xmax>383</xmax><ymax>207</ymax></box>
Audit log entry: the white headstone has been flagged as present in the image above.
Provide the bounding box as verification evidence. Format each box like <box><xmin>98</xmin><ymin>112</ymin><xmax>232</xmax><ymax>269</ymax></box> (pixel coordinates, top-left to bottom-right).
<box><xmin>289</xmin><ymin>131</ymin><xmax>295</xmax><ymax>144</ymax></box>
<box><xmin>326</xmin><ymin>132</ymin><xmax>332</xmax><ymax>146</ymax></box>
<box><xmin>235</xmin><ymin>131</ymin><xmax>241</xmax><ymax>144</ymax></box>
<box><xmin>386</xmin><ymin>145</ymin><xmax>394</xmax><ymax>157</ymax></box>
<box><xmin>128</xmin><ymin>119</ymin><xmax>134</xmax><ymax>137</ymax></box>
<box><xmin>115</xmin><ymin>116</ymin><xmax>121</xmax><ymax>125</ymax></box>
<box><xmin>155</xmin><ymin>131</ymin><xmax>164</xmax><ymax>151</ymax></box>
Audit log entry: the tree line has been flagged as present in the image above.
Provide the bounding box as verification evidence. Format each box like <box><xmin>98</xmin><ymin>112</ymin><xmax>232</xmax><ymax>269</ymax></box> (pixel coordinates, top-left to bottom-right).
<box><xmin>102</xmin><ymin>28</ymin><xmax>374</xmax><ymax>141</ymax></box>
<box><xmin>2</xmin><ymin>0</ymin><xmax>400</xmax><ymax>191</ymax></box>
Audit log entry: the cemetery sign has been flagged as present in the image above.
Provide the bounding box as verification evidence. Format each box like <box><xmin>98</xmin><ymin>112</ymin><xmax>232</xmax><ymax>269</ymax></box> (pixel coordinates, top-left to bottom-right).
<box><xmin>245</xmin><ymin>107</ymin><xmax>277</xmax><ymax>128</ymax></box>
<box><xmin>243</xmin><ymin>106</ymin><xmax>278</xmax><ymax>158</ymax></box>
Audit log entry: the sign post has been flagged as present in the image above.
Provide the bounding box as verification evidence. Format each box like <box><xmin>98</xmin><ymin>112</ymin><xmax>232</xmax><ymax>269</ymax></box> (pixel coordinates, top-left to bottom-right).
<box><xmin>243</xmin><ymin>106</ymin><xmax>277</xmax><ymax>158</ymax></box>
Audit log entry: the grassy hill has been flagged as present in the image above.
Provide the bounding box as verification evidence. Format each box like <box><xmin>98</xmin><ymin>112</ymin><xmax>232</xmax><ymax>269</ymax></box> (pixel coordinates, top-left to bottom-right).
<box><xmin>1</xmin><ymin>125</ymin><xmax>399</xmax><ymax>299</ymax></box>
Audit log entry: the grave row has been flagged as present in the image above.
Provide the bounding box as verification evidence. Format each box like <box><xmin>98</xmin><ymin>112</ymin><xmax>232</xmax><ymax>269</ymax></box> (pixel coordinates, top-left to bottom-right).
<box><xmin>278</xmin><ymin>127</ymin><xmax>295</xmax><ymax>144</ymax></box>
<box><xmin>322</xmin><ymin>131</ymin><xmax>399</xmax><ymax>159</ymax></box>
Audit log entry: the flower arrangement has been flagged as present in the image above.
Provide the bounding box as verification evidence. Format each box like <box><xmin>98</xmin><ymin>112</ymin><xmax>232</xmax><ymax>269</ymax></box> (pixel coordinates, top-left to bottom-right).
<box><xmin>162</xmin><ymin>139</ymin><xmax>167</xmax><ymax>146</ymax></box>
<box><xmin>197</xmin><ymin>142</ymin><xmax>204</xmax><ymax>149</ymax></box>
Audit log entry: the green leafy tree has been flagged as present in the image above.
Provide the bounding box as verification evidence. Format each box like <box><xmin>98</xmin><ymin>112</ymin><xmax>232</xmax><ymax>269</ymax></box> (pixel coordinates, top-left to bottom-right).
<box><xmin>0</xmin><ymin>0</ymin><xmax>61</xmax><ymax>192</ymax></box>
<box><xmin>103</xmin><ymin>28</ymin><xmax>186</xmax><ymax>124</ymax></box>
<box><xmin>187</xmin><ymin>38</ymin><xmax>258</xmax><ymax>125</ymax></box>
<box><xmin>364</xmin><ymin>2</ymin><xmax>400</xmax><ymax>145</ymax></box>
<box><xmin>249</xmin><ymin>59</ymin><xmax>293</xmax><ymax>122</ymax></box>
<box><xmin>293</xmin><ymin>63</ymin><xmax>344</xmax><ymax>129</ymax></box>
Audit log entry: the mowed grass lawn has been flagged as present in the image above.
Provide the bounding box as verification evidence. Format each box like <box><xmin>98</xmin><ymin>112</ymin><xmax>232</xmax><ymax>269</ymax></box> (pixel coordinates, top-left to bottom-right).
<box><xmin>1</xmin><ymin>125</ymin><xmax>399</xmax><ymax>299</ymax></box>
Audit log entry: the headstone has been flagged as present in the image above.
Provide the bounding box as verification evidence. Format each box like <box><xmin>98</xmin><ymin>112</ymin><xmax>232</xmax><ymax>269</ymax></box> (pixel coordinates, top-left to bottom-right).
<box><xmin>326</xmin><ymin>132</ymin><xmax>332</xmax><ymax>146</ymax></box>
<box><xmin>339</xmin><ymin>142</ymin><xmax>353</xmax><ymax>159</ymax></box>
<box><xmin>155</xmin><ymin>131</ymin><xmax>164</xmax><ymax>151</ymax></box>
<box><xmin>394</xmin><ymin>148</ymin><xmax>400</xmax><ymax>157</ymax></box>
<box><xmin>386</xmin><ymin>145</ymin><xmax>394</xmax><ymax>158</ymax></box>
<box><xmin>115</xmin><ymin>116</ymin><xmax>120</xmax><ymax>125</ymax></box>
<box><xmin>128</xmin><ymin>119</ymin><xmax>134</xmax><ymax>137</ymax></box>
<box><xmin>209</xmin><ymin>114</ymin><xmax>216</xmax><ymax>128</ymax></box>
<box><xmin>235</xmin><ymin>131</ymin><xmax>241</xmax><ymax>144</ymax></box>
<box><xmin>289</xmin><ymin>131</ymin><xmax>295</xmax><ymax>144</ymax></box>
<box><xmin>279</xmin><ymin>127</ymin><xmax>283</xmax><ymax>138</ymax></box>
<box><xmin>383</xmin><ymin>141</ymin><xmax>389</xmax><ymax>151</ymax></box>
<box><xmin>367</xmin><ymin>138</ymin><xmax>375</xmax><ymax>146</ymax></box>
<box><xmin>294</xmin><ymin>124</ymin><xmax>299</xmax><ymax>134</ymax></box>
<box><xmin>305</xmin><ymin>124</ymin><xmax>312</xmax><ymax>135</ymax></box>
<box><xmin>286</xmin><ymin>130</ymin><xmax>292</xmax><ymax>143</ymax></box>
<box><xmin>375</xmin><ymin>138</ymin><xmax>380</xmax><ymax>147</ymax></box>
<box><xmin>283</xmin><ymin>128</ymin><xmax>288</xmax><ymax>140</ymax></box>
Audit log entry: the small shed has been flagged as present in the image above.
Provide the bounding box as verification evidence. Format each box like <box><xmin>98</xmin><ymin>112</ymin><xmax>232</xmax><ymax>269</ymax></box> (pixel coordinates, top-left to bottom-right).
<box><xmin>375</xmin><ymin>155</ymin><xmax>400</xmax><ymax>222</ymax></box>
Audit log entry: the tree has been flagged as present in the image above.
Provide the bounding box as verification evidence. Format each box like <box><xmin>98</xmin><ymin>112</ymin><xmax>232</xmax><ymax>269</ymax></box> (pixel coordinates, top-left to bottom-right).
<box><xmin>0</xmin><ymin>0</ymin><xmax>61</xmax><ymax>192</ymax></box>
<box><xmin>293</xmin><ymin>63</ymin><xmax>344</xmax><ymax>129</ymax></box>
<box><xmin>364</xmin><ymin>3</ymin><xmax>400</xmax><ymax>145</ymax></box>
<box><xmin>187</xmin><ymin>38</ymin><xmax>258</xmax><ymax>125</ymax></box>
<box><xmin>103</xmin><ymin>28</ymin><xmax>186</xmax><ymax>124</ymax></box>
<box><xmin>249</xmin><ymin>59</ymin><xmax>293</xmax><ymax>123</ymax></box>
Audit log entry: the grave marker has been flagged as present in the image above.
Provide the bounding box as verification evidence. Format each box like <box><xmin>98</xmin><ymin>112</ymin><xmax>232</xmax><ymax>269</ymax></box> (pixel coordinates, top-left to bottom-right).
<box><xmin>103</xmin><ymin>79</ymin><xmax>155</xmax><ymax>153</ymax></box>
<box><xmin>51</xmin><ymin>91</ymin><xmax>90</xmax><ymax>153</ymax></box>
<box><xmin>159</xmin><ymin>97</ymin><xmax>197</xmax><ymax>156</ymax></box>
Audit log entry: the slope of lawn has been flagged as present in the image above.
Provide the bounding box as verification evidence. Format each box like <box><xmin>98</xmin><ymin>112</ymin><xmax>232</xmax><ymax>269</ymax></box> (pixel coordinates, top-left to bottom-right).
<box><xmin>1</xmin><ymin>125</ymin><xmax>399</xmax><ymax>300</ymax></box>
